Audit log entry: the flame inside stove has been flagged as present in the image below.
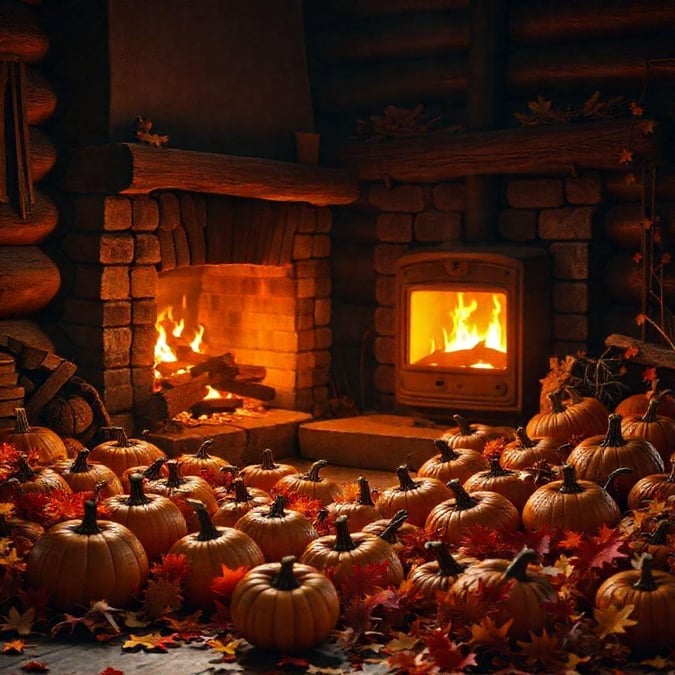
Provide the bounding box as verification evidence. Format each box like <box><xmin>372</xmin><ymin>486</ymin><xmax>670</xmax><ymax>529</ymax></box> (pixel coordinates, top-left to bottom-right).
<box><xmin>409</xmin><ymin>289</ymin><xmax>508</xmax><ymax>369</ymax></box>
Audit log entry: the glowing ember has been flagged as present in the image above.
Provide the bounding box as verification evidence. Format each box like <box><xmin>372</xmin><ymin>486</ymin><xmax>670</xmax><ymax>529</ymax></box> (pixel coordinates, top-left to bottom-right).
<box><xmin>409</xmin><ymin>289</ymin><xmax>507</xmax><ymax>369</ymax></box>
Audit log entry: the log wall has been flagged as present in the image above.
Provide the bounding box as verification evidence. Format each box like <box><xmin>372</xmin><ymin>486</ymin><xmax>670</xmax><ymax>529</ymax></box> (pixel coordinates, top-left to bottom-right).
<box><xmin>304</xmin><ymin>0</ymin><xmax>675</xmax><ymax>413</ymax></box>
<box><xmin>0</xmin><ymin>0</ymin><xmax>60</xmax><ymax>335</ymax></box>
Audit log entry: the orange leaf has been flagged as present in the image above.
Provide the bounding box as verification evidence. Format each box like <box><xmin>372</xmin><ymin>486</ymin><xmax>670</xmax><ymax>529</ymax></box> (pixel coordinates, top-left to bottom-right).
<box><xmin>593</xmin><ymin>603</ymin><xmax>637</xmax><ymax>639</ymax></box>
<box><xmin>1</xmin><ymin>639</ymin><xmax>29</xmax><ymax>654</ymax></box>
<box><xmin>630</xmin><ymin>101</ymin><xmax>644</xmax><ymax>117</ymax></box>
<box><xmin>210</xmin><ymin>564</ymin><xmax>248</xmax><ymax>599</ymax></box>
<box><xmin>642</xmin><ymin>367</ymin><xmax>658</xmax><ymax>384</ymax></box>
<box><xmin>619</xmin><ymin>148</ymin><xmax>633</xmax><ymax>165</ymax></box>
<box><xmin>623</xmin><ymin>346</ymin><xmax>639</xmax><ymax>360</ymax></box>
<box><xmin>639</xmin><ymin>119</ymin><xmax>655</xmax><ymax>135</ymax></box>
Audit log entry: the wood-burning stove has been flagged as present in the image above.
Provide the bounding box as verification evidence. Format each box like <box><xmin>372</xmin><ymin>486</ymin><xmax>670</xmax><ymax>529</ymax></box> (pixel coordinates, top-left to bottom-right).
<box><xmin>396</xmin><ymin>245</ymin><xmax>551</xmax><ymax>421</ymax></box>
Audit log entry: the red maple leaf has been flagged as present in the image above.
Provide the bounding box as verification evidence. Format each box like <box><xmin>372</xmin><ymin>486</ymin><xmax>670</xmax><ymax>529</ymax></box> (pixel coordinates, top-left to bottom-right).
<box><xmin>425</xmin><ymin>627</ymin><xmax>478</xmax><ymax>672</ymax></box>
<box><xmin>150</xmin><ymin>553</ymin><xmax>190</xmax><ymax>583</ymax></box>
<box><xmin>21</xmin><ymin>661</ymin><xmax>49</xmax><ymax>673</ymax></box>
<box><xmin>99</xmin><ymin>668</ymin><xmax>124</xmax><ymax>675</ymax></box>
<box><xmin>333</xmin><ymin>560</ymin><xmax>392</xmax><ymax>599</ymax></box>
<box><xmin>459</xmin><ymin>524</ymin><xmax>518</xmax><ymax>559</ymax></box>
<box><xmin>572</xmin><ymin>525</ymin><xmax>629</xmax><ymax>572</ymax></box>
<box><xmin>559</xmin><ymin>530</ymin><xmax>585</xmax><ymax>550</ymax></box>
<box><xmin>0</xmin><ymin>442</ymin><xmax>21</xmax><ymax>481</ymax></box>
<box><xmin>210</xmin><ymin>564</ymin><xmax>248</xmax><ymax>599</ymax></box>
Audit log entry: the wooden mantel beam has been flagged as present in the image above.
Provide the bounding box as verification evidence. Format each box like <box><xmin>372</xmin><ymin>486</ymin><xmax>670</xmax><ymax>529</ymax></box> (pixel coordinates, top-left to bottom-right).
<box><xmin>324</xmin><ymin>118</ymin><xmax>664</xmax><ymax>183</ymax></box>
<box><xmin>61</xmin><ymin>143</ymin><xmax>361</xmax><ymax>206</ymax></box>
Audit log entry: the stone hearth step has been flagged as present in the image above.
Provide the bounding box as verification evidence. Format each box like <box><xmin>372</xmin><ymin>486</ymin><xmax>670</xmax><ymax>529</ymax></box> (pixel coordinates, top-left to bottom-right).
<box><xmin>298</xmin><ymin>414</ymin><xmax>444</xmax><ymax>472</ymax></box>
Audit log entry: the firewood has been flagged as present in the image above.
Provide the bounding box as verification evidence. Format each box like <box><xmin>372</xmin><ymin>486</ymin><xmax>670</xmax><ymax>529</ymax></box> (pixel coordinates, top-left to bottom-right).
<box><xmin>179</xmin><ymin>192</ymin><xmax>206</xmax><ymax>265</ymax></box>
<box><xmin>605</xmin><ymin>334</ymin><xmax>675</xmax><ymax>371</ymax></box>
<box><xmin>191</xmin><ymin>396</ymin><xmax>243</xmax><ymax>417</ymax></box>
<box><xmin>139</xmin><ymin>372</ymin><xmax>210</xmax><ymax>426</ymax></box>
<box><xmin>157</xmin><ymin>228</ymin><xmax>177</xmax><ymax>271</ymax></box>
<box><xmin>208</xmin><ymin>377</ymin><xmax>276</xmax><ymax>402</ymax></box>
<box><xmin>0</xmin><ymin>189</ymin><xmax>58</xmax><ymax>245</ymax></box>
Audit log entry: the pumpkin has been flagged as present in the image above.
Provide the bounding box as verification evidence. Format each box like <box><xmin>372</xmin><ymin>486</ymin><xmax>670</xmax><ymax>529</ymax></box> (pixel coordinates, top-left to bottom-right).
<box><xmin>620</xmin><ymin>396</ymin><xmax>675</xmax><ymax>465</ymax></box>
<box><xmin>213</xmin><ymin>477</ymin><xmax>271</xmax><ymax>528</ymax></box>
<box><xmin>0</xmin><ymin>407</ymin><xmax>68</xmax><ymax>466</ymax></box>
<box><xmin>61</xmin><ymin>436</ymin><xmax>87</xmax><ymax>459</ymax></box>
<box><xmin>0</xmin><ymin>512</ymin><xmax>44</xmax><ymax>556</ymax></box>
<box><xmin>522</xmin><ymin>464</ymin><xmax>622</xmax><ymax>535</ymax></box>
<box><xmin>299</xmin><ymin>514</ymin><xmax>404</xmax><ymax>594</ymax></box>
<box><xmin>424</xmin><ymin>479</ymin><xmax>520</xmax><ymax>545</ymax></box>
<box><xmin>462</xmin><ymin>455</ymin><xmax>538</xmax><ymax>512</ymax></box>
<box><xmin>41</xmin><ymin>395</ymin><xmax>94</xmax><ymax>437</ymax></box>
<box><xmin>103</xmin><ymin>473</ymin><xmax>188</xmax><ymax>561</ymax></box>
<box><xmin>627</xmin><ymin>519</ymin><xmax>675</xmax><ymax>570</ymax></box>
<box><xmin>230</xmin><ymin>555</ymin><xmax>340</xmax><ymax>653</ymax></box>
<box><xmin>440</xmin><ymin>414</ymin><xmax>510</xmax><ymax>452</ymax></box>
<box><xmin>25</xmin><ymin>499</ymin><xmax>149</xmax><ymax>610</ymax></box>
<box><xmin>88</xmin><ymin>427</ymin><xmax>166</xmax><ymax>478</ymax></box>
<box><xmin>377</xmin><ymin>464</ymin><xmax>452</xmax><ymax>527</ymax></box>
<box><xmin>362</xmin><ymin>509</ymin><xmax>421</xmax><ymax>553</ymax></box>
<box><xmin>238</xmin><ymin>447</ymin><xmax>297</xmax><ymax>493</ymax></box>
<box><xmin>417</xmin><ymin>438</ymin><xmax>488</xmax><ymax>484</ymax></box>
<box><xmin>234</xmin><ymin>494</ymin><xmax>318</xmax><ymax>562</ymax></box>
<box><xmin>615</xmin><ymin>387</ymin><xmax>675</xmax><ymax>420</ymax></box>
<box><xmin>626</xmin><ymin>461</ymin><xmax>675</xmax><ymax>511</ymax></box>
<box><xmin>567</xmin><ymin>413</ymin><xmax>665</xmax><ymax>503</ymax></box>
<box><xmin>145</xmin><ymin>459</ymin><xmax>218</xmax><ymax>532</ymax></box>
<box><xmin>594</xmin><ymin>553</ymin><xmax>675</xmax><ymax>654</ymax></box>
<box><xmin>168</xmin><ymin>499</ymin><xmax>265</xmax><ymax>610</ymax></box>
<box><xmin>326</xmin><ymin>476</ymin><xmax>381</xmax><ymax>532</ymax></box>
<box><xmin>52</xmin><ymin>449</ymin><xmax>124</xmax><ymax>499</ymax></box>
<box><xmin>526</xmin><ymin>390</ymin><xmax>609</xmax><ymax>445</ymax></box>
<box><xmin>448</xmin><ymin>547</ymin><xmax>557</xmax><ymax>640</ymax></box>
<box><xmin>0</xmin><ymin>453</ymin><xmax>72</xmax><ymax>499</ymax></box>
<box><xmin>120</xmin><ymin>457</ymin><xmax>169</xmax><ymax>493</ymax></box>
<box><xmin>177</xmin><ymin>438</ymin><xmax>231</xmax><ymax>478</ymax></box>
<box><xmin>273</xmin><ymin>459</ymin><xmax>342</xmax><ymax>506</ymax></box>
<box><xmin>500</xmin><ymin>426</ymin><xmax>567</xmax><ymax>470</ymax></box>
<box><xmin>408</xmin><ymin>540</ymin><xmax>468</xmax><ymax>607</ymax></box>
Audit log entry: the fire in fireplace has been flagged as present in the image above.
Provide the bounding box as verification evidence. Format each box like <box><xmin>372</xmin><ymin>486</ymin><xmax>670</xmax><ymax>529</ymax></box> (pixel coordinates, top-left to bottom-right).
<box><xmin>396</xmin><ymin>246</ymin><xmax>551</xmax><ymax>420</ymax></box>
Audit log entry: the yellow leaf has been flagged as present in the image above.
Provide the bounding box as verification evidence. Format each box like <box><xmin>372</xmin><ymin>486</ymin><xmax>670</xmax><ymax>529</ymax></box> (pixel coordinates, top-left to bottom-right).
<box><xmin>385</xmin><ymin>632</ymin><xmax>421</xmax><ymax>652</ymax></box>
<box><xmin>206</xmin><ymin>636</ymin><xmax>243</xmax><ymax>656</ymax></box>
<box><xmin>593</xmin><ymin>603</ymin><xmax>637</xmax><ymax>639</ymax></box>
<box><xmin>641</xmin><ymin>655</ymin><xmax>672</xmax><ymax>670</ymax></box>
<box><xmin>468</xmin><ymin>616</ymin><xmax>512</xmax><ymax>647</ymax></box>
<box><xmin>122</xmin><ymin>632</ymin><xmax>181</xmax><ymax>652</ymax></box>
<box><xmin>566</xmin><ymin>652</ymin><xmax>591</xmax><ymax>669</ymax></box>
<box><xmin>1</xmin><ymin>639</ymin><xmax>29</xmax><ymax>654</ymax></box>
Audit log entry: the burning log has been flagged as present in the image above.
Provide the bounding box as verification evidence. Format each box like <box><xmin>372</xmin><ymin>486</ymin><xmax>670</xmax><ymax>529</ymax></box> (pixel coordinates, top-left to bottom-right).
<box><xmin>140</xmin><ymin>373</ymin><xmax>210</xmax><ymax>427</ymax></box>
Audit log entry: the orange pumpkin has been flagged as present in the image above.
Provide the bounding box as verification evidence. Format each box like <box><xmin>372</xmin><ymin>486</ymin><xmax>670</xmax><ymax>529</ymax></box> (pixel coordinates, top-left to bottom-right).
<box><xmin>417</xmin><ymin>438</ymin><xmax>488</xmax><ymax>484</ymax></box>
<box><xmin>103</xmin><ymin>473</ymin><xmax>188</xmax><ymax>561</ymax></box>
<box><xmin>620</xmin><ymin>396</ymin><xmax>675</xmax><ymax>465</ymax></box>
<box><xmin>0</xmin><ymin>407</ymin><xmax>68</xmax><ymax>466</ymax></box>
<box><xmin>377</xmin><ymin>465</ymin><xmax>452</xmax><ymax>528</ymax></box>
<box><xmin>234</xmin><ymin>494</ymin><xmax>318</xmax><ymax>562</ymax></box>
<box><xmin>408</xmin><ymin>540</ymin><xmax>468</xmax><ymax>607</ymax></box>
<box><xmin>500</xmin><ymin>426</ymin><xmax>566</xmax><ymax>470</ymax></box>
<box><xmin>25</xmin><ymin>499</ymin><xmax>149</xmax><ymax>610</ymax></box>
<box><xmin>0</xmin><ymin>453</ymin><xmax>72</xmax><ymax>499</ymax></box>
<box><xmin>327</xmin><ymin>476</ymin><xmax>381</xmax><ymax>532</ymax></box>
<box><xmin>273</xmin><ymin>459</ymin><xmax>342</xmax><ymax>506</ymax></box>
<box><xmin>88</xmin><ymin>427</ymin><xmax>166</xmax><ymax>478</ymax></box>
<box><xmin>424</xmin><ymin>479</ymin><xmax>520</xmax><ymax>545</ymax></box>
<box><xmin>615</xmin><ymin>388</ymin><xmax>675</xmax><ymax>420</ymax></box>
<box><xmin>213</xmin><ymin>477</ymin><xmax>271</xmax><ymax>528</ymax></box>
<box><xmin>230</xmin><ymin>555</ymin><xmax>340</xmax><ymax>653</ymax></box>
<box><xmin>626</xmin><ymin>461</ymin><xmax>675</xmax><ymax>511</ymax></box>
<box><xmin>522</xmin><ymin>464</ymin><xmax>622</xmax><ymax>535</ymax></box>
<box><xmin>362</xmin><ymin>509</ymin><xmax>421</xmax><ymax>553</ymax></box>
<box><xmin>238</xmin><ymin>448</ymin><xmax>297</xmax><ymax>493</ymax></box>
<box><xmin>0</xmin><ymin>512</ymin><xmax>44</xmax><ymax>556</ymax></box>
<box><xmin>52</xmin><ymin>449</ymin><xmax>124</xmax><ymax>499</ymax></box>
<box><xmin>299</xmin><ymin>514</ymin><xmax>404</xmax><ymax>594</ymax></box>
<box><xmin>120</xmin><ymin>457</ymin><xmax>169</xmax><ymax>492</ymax></box>
<box><xmin>440</xmin><ymin>414</ymin><xmax>511</xmax><ymax>452</ymax></box>
<box><xmin>169</xmin><ymin>499</ymin><xmax>265</xmax><ymax>611</ymax></box>
<box><xmin>595</xmin><ymin>553</ymin><xmax>675</xmax><ymax>654</ymax></box>
<box><xmin>448</xmin><ymin>547</ymin><xmax>557</xmax><ymax>640</ymax></box>
<box><xmin>567</xmin><ymin>413</ymin><xmax>665</xmax><ymax>503</ymax></box>
<box><xmin>177</xmin><ymin>438</ymin><xmax>232</xmax><ymax>478</ymax></box>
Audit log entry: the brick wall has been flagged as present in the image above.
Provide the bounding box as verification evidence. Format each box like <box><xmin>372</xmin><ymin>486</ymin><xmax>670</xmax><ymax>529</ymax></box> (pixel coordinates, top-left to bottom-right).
<box><xmin>59</xmin><ymin>192</ymin><xmax>333</xmax><ymax>430</ymax></box>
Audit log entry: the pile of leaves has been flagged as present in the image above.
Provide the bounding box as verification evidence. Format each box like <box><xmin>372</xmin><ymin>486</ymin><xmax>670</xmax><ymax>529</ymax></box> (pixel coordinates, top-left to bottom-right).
<box><xmin>0</xmin><ymin>446</ymin><xmax>674</xmax><ymax>673</ymax></box>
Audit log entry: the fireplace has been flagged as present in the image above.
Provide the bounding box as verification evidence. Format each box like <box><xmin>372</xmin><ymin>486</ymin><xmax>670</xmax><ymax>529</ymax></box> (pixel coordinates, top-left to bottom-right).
<box><xmin>395</xmin><ymin>245</ymin><xmax>551</xmax><ymax>421</ymax></box>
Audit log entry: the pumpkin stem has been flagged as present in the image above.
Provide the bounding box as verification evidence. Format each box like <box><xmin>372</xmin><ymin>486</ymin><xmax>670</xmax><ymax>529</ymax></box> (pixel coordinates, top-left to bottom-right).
<box><xmin>260</xmin><ymin>448</ymin><xmax>277</xmax><ymax>470</ymax></box>
<box><xmin>108</xmin><ymin>426</ymin><xmax>129</xmax><ymax>447</ymax></box>
<box><xmin>600</xmin><ymin>414</ymin><xmax>626</xmax><ymax>448</ymax></box>
<box><xmin>432</xmin><ymin>438</ymin><xmax>458</xmax><ymax>462</ymax></box>
<box><xmin>452</xmin><ymin>414</ymin><xmax>474</xmax><ymax>436</ymax></box>
<box><xmin>356</xmin><ymin>476</ymin><xmax>375</xmax><ymax>506</ymax></box>
<box><xmin>188</xmin><ymin>499</ymin><xmax>220</xmax><ymax>541</ymax></box>
<box><xmin>640</xmin><ymin>396</ymin><xmax>661</xmax><ymax>423</ymax></box>
<box><xmin>13</xmin><ymin>407</ymin><xmax>31</xmax><ymax>434</ymax></box>
<box><xmin>143</xmin><ymin>457</ymin><xmax>167</xmax><ymax>481</ymax></box>
<box><xmin>514</xmin><ymin>426</ymin><xmax>535</xmax><ymax>448</ymax></box>
<box><xmin>395</xmin><ymin>465</ymin><xmax>419</xmax><ymax>492</ymax></box>
<box><xmin>231</xmin><ymin>477</ymin><xmax>253</xmax><ymax>503</ymax></box>
<box><xmin>272</xmin><ymin>555</ymin><xmax>301</xmax><ymax>591</ymax></box>
<box><xmin>603</xmin><ymin>466</ymin><xmax>633</xmax><ymax>493</ymax></box>
<box><xmin>333</xmin><ymin>515</ymin><xmax>357</xmax><ymax>552</ymax></box>
<box><xmin>194</xmin><ymin>438</ymin><xmax>215</xmax><ymax>459</ymax></box>
<box><xmin>304</xmin><ymin>459</ymin><xmax>328</xmax><ymax>482</ymax></box>
<box><xmin>424</xmin><ymin>541</ymin><xmax>465</xmax><ymax>577</ymax></box>
<box><xmin>267</xmin><ymin>494</ymin><xmax>287</xmax><ymax>518</ymax></box>
<box><xmin>486</xmin><ymin>456</ymin><xmax>514</xmax><ymax>477</ymax></box>
<box><xmin>220</xmin><ymin>465</ymin><xmax>240</xmax><ymax>480</ymax></box>
<box><xmin>666</xmin><ymin>461</ymin><xmax>675</xmax><ymax>483</ymax></box>
<box><xmin>14</xmin><ymin>454</ymin><xmax>36</xmax><ymax>483</ymax></box>
<box><xmin>379</xmin><ymin>509</ymin><xmax>408</xmax><ymax>544</ymax></box>
<box><xmin>558</xmin><ymin>464</ymin><xmax>585</xmax><ymax>494</ymax></box>
<box><xmin>446</xmin><ymin>478</ymin><xmax>478</xmax><ymax>510</ymax></box>
<box><xmin>547</xmin><ymin>390</ymin><xmax>567</xmax><ymax>414</ymax></box>
<box><xmin>127</xmin><ymin>473</ymin><xmax>150</xmax><ymax>506</ymax></box>
<box><xmin>73</xmin><ymin>499</ymin><xmax>102</xmax><ymax>535</ymax></box>
<box><xmin>633</xmin><ymin>553</ymin><xmax>658</xmax><ymax>591</ymax></box>
<box><xmin>70</xmin><ymin>449</ymin><xmax>92</xmax><ymax>474</ymax></box>
<box><xmin>503</xmin><ymin>547</ymin><xmax>538</xmax><ymax>582</ymax></box>
<box><xmin>164</xmin><ymin>460</ymin><xmax>184</xmax><ymax>488</ymax></box>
